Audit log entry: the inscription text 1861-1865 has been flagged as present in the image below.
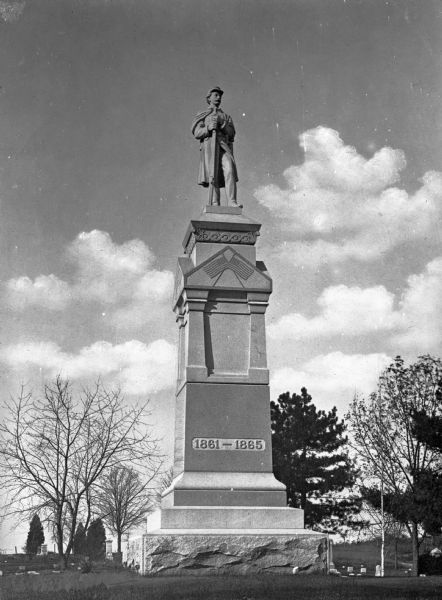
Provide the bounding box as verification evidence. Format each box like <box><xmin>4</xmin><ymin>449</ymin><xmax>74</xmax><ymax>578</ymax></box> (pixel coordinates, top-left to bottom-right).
<box><xmin>192</xmin><ymin>438</ymin><xmax>265</xmax><ymax>451</ymax></box>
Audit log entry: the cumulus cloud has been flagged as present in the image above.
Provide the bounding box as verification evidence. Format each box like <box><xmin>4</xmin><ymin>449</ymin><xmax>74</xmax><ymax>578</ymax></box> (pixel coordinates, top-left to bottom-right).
<box><xmin>69</xmin><ymin>230</ymin><xmax>155</xmax><ymax>304</ymax></box>
<box><xmin>1</xmin><ymin>338</ymin><xmax>176</xmax><ymax>395</ymax></box>
<box><xmin>111</xmin><ymin>270</ymin><xmax>174</xmax><ymax>329</ymax></box>
<box><xmin>269</xmin><ymin>256</ymin><xmax>442</xmax><ymax>354</ymax></box>
<box><xmin>4</xmin><ymin>230</ymin><xmax>174</xmax><ymax>328</ymax></box>
<box><xmin>394</xmin><ymin>257</ymin><xmax>442</xmax><ymax>353</ymax></box>
<box><xmin>255</xmin><ymin>127</ymin><xmax>442</xmax><ymax>266</ymax></box>
<box><xmin>6</xmin><ymin>274</ymin><xmax>72</xmax><ymax>310</ymax></box>
<box><xmin>270</xmin><ymin>352</ymin><xmax>392</xmax><ymax>411</ymax></box>
<box><xmin>268</xmin><ymin>284</ymin><xmax>400</xmax><ymax>340</ymax></box>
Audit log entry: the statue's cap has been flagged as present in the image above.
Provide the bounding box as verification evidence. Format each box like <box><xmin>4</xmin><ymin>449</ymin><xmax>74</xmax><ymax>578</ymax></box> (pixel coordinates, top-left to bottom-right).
<box><xmin>206</xmin><ymin>86</ymin><xmax>224</xmax><ymax>98</ymax></box>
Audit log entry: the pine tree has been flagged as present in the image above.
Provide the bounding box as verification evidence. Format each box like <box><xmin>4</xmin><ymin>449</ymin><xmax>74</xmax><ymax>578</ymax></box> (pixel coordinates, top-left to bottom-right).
<box><xmin>86</xmin><ymin>518</ymin><xmax>106</xmax><ymax>560</ymax></box>
<box><xmin>73</xmin><ymin>522</ymin><xmax>87</xmax><ymax>555</ymax></box>
<box><xmin>271</xmin><ymin>388</ymin><xmax>361</xmax><ymax>530</ymax></box>
<box><xmin>25</xmin><ymin>514</ymin><xmax>45</xmax><ymax>555</ymax></box>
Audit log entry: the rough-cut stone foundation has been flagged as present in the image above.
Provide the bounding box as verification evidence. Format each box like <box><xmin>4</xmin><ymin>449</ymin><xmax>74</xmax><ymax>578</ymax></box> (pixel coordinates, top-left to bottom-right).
<box><xmin>126</xmin><ymin>533</ymin><xmax>327</xmax><ymax>575</ymax></box>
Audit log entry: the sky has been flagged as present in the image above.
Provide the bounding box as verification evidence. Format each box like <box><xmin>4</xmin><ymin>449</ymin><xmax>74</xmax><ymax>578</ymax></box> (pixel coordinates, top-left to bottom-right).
<box><xmin>1</xmin><ymin>0</ymin><xmax>442</xmax><ymax>548</ymax></box>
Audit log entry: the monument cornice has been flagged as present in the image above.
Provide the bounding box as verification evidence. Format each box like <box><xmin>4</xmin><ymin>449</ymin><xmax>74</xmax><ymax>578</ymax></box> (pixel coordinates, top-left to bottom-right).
<box><xmin>182</xmin><ymin>207</ymin><xmax>261</xmax><ymax>254</ymax></box>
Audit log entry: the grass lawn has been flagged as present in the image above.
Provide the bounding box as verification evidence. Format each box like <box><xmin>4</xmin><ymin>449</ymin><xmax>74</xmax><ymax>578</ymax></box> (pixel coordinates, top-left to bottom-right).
<box><xmin>112</xmin><ymin>574</ymin><xmax>441</xmax><ymax>600</ymax></box>
<box><xmin>2</xmin><ymin>540</ymin><xmax>440</xmax><ymax>599</ymax></box>
<box><xmin>1</xmin><ymin>572</ymin><xmax>441</xmax><ymax>600</ymax></box>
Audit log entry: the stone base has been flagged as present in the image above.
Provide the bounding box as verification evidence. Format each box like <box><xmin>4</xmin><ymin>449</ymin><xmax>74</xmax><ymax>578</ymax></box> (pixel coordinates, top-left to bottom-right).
<box><xmin>149</xmin><ymin>506</ymin><xmax>304</xmax><ymax>530</ymax></box>
<box><xmin>163</xmin><ymin>472</ymin><xmax>287</xmax><ymax>507</ymax></box>
<box><xmin>126</xmin><ymin>531</ymin><xmax>327</xmax><ymax>575</ymax></box>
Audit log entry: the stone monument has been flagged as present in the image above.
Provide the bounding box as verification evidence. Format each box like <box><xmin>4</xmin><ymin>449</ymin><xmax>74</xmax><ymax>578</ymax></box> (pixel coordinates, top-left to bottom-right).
<box><xmin>126</xmin><ymin>88</ymin><xmax>326</xmax><ymax>575</ymax></box>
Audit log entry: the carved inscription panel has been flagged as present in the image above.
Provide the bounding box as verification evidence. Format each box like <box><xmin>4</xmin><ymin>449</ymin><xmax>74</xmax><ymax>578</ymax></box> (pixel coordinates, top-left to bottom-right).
<box><xmin>192</xmin><ymin>438</ymin><xmax>266</xmax><ymax>451</ymax></box>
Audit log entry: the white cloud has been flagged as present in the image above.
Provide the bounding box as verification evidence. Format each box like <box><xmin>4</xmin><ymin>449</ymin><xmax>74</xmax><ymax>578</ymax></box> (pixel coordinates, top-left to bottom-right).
<box><xmin>4</xmin><ymin>230</ymin><xmax>174</xmax><ymax>328</ymax></box>
<box><xmin>69</xmin><ymin>230</ymin><xmax>155</xmax><ymax>304</ymax></box>
<box><xmin>287</xmin><ymin>127</ymin><xmax>405</xmax><ymax>197</ymax></box>
<box><xmin>255</xmin><ymin>127</ymin><xmax>442</xmax><ymax>266</ymax></box>
<box><xmin>268</xmin><ymin>256</ymin><xmax>442</xmax><ymax>355</ymax></box>
<box><xmin>268</xmin><ymin>257</ymin><xmax>442</xmax><ymax>354</ymax></box>
<box><xmin>5</xmin><ymin>274</ymin><xmax>71</xmax><ymax>310</ymax></box>
<box><xmin>270</xmin><ymin>352</ymin><xmax>392</xmax><ymax>411</ymax></box>
<box><xmin>269</xmin><ymin>284</ymin><xmax>399</xmax><ymax>340</ymax></box>
<box><xmin>111</xmin><ymin>269</ymin><xmax>175</xmax><ymax>329</ymax></box>
<box><xmin>1</xmin><ymin>339</ymin><xmax>176</xmax><ymax>395</ymax></box>
<box><xmin>394</xmin><ymin>257</ymin><xmax>442</xmax><ymax>353</ymax></box>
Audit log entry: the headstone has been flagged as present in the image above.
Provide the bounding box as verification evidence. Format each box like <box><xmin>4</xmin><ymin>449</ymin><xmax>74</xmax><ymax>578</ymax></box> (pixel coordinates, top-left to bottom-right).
<box><xmin>328</xmin><ymin>539</ymin><xmax>335</xmax><ymax>572</ymax></box>
<box><xmin>105</xmin><ymin>539</ymin><xmax>113</xmax><ymax>559</ymax></box>
<box><xmin>40</xmin><ymin>544</ymin><xmax>48</xmax><ymax>555</ymax></box>
<box><xmin>375</xmin><ymin>564</ymin><xmax>381</xmax><ymax>576</ymax></box>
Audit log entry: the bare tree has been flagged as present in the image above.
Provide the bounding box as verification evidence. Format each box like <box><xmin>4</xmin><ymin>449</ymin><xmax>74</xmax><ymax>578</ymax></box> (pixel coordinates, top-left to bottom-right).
<box><xmin>348</xmin><ymin>355</ymin><xmax>442</xmax><ymax>576</ymax></box>
<box><xmin>359</xmin><ymin>500</ymin><xmax>406</xmax><ymax>568</ymax></box>
<box><xmin>153</xmin><ymin>467</ymin><xmax>174</xmax><ymax>508</ymax></box>
<box><xmin>0</xmin><ymin>376</ymin><xmax>161</xmax><ymax>567</ymax></box>
<box><xmin>97</xmin><ymin>465</ymin><xmax>160</xmax><ymax>554</ymax></box>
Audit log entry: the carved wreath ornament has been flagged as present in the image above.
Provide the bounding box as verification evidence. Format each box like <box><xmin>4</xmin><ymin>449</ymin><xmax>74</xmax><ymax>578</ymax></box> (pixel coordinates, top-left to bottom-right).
<box><xmin>196</xmin><ymin>229</ymin><xmax>257</xmax><ymax>244</ymax></box>
<box><xmin>185</xmin><ymin>229</ymin><xmax>258</xmax><ymax>255</ymax></box>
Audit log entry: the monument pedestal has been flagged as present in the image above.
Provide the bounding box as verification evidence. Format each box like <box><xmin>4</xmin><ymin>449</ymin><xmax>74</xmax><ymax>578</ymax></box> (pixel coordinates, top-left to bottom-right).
<box><xmin>126</xmin><ymin>206</ymin><xmax>326</xmax><ymax>574</ymax></box>
<box><xmin>134</xmin><ymin>531</ymin><xmax>326</xmax><ymax>575</ymax></box>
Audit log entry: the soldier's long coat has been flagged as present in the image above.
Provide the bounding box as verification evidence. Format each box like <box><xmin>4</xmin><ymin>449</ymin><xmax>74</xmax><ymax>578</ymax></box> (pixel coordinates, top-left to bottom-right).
<box><xmin>191</xmin><ymin>108</ymin><xmax>238</xmax><ymax>188</ymax></box>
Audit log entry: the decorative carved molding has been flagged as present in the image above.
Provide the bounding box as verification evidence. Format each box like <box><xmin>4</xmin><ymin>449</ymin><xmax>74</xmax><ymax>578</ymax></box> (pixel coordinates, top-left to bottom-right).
<box><xmin>185</xmin><ymin>235</ymin><xmax>197</xmax><ymax>256</ymax></box>
<box><xmin>185</xmin><ymin>229</ymin><xmax>259</xmax><ymax>254</ymax></box>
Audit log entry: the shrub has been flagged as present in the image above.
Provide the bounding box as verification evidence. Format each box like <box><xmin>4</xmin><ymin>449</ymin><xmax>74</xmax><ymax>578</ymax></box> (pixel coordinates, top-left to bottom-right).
<box><xmin>418</xmin><ymin>552</ymin><xmax>442</xmax><ymax>575</ymax></box>
<box><xmin>80</xmin><ymin>558</ymin><xmax>92</xmax><ymax>574</ymax></box>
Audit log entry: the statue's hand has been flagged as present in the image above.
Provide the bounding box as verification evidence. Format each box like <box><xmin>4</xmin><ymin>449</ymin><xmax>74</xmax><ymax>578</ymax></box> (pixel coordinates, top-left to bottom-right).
<box><xmin>208</xmin><ymin>114</ymin><xmax>218</xmax><ymax>131</ymax></box>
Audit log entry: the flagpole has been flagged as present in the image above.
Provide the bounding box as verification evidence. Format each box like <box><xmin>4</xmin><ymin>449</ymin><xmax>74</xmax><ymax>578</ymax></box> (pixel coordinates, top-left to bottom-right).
<box><xmin>381</xmin><ymin>467</ymin><xmax>385</xmax><ymax>577</ymax></box>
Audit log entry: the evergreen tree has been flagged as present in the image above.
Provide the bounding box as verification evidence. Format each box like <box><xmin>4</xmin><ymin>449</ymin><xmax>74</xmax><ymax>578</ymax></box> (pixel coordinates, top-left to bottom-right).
<box><xmin>73</xmin><ymin>522</ymin><xmax>87</xmax><ymax>555</ymax></box>
<box><xmin>271</xmin><ymin>388</ymin><xmax>361</xmax><ymax>530</ymax></box>
<box><xmin>25</xmin><ymin>514</ymin><xmax>45</xmax><ymax>555</ymax></box>
<box><xmin>86</xmin><ymin>518</ymin><xmax>106</xmax><ymax>560</ymax></box>
<box><xmin>412</xmin><ymin>409</ymin><xmax>442</xmax><ymax>453</ymax></box>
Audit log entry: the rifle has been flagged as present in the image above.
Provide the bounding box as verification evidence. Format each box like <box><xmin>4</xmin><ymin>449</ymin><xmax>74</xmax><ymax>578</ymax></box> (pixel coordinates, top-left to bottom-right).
<box><xmin>208</xmin><ymin>107</ymin><xmax>219</xmax><ymax>206</ymax></box>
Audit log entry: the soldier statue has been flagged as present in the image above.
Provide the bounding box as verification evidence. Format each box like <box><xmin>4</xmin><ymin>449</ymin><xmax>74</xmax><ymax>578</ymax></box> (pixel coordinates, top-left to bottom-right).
<box><xmin>191</xmin><ymin>87</ymin><xmax>240</xmax><ymax>207</ymax></box>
